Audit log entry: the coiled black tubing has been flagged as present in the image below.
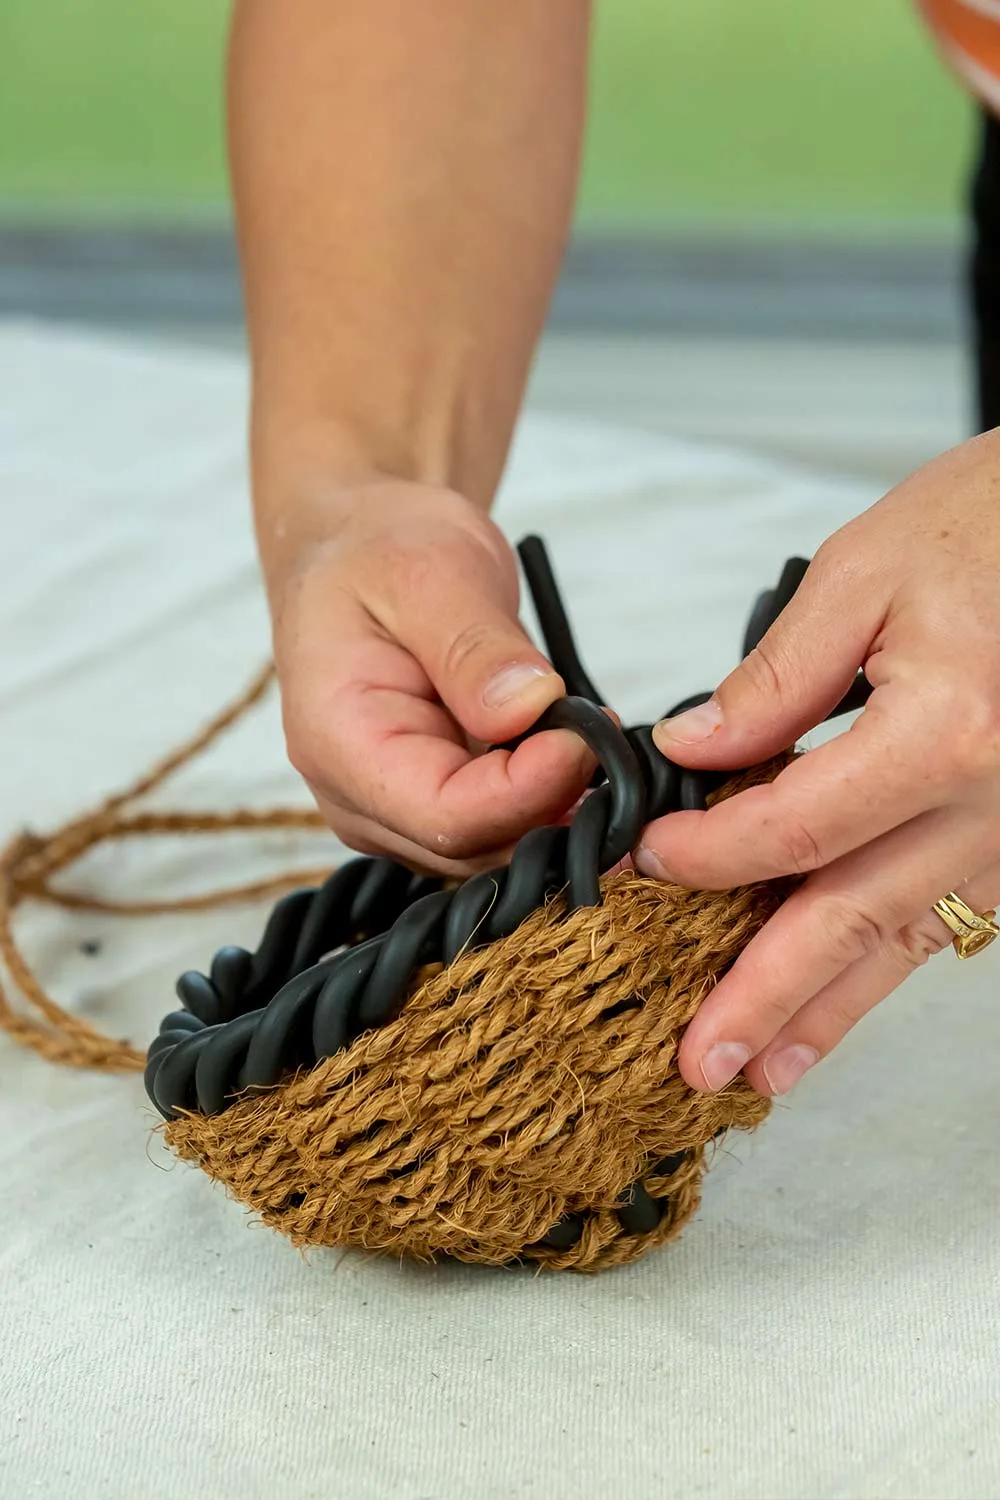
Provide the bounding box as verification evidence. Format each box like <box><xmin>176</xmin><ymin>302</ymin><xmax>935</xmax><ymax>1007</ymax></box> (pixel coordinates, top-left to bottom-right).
<box><xmin>145</xmin><ymin>537</ymin><xmax>870</xmax><ymax>1246</ymax></box>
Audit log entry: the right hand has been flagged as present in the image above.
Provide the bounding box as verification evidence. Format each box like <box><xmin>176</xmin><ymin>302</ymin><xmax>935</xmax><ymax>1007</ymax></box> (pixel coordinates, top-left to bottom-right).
<box><xmin>263</xmin><ymin>479</ymin><xmax>597</xmax><ymax>876</ymax></box>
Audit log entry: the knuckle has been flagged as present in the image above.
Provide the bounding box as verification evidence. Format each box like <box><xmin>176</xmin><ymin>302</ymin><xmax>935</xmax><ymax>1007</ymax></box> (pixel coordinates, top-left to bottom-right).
<box><xmin>335</xmin><ymin>826</ymin><xmax>382</xmax><ymax>858</ymax></box>
<box><xmin>741</xmin><ymin>635</ymin><xmax>787</xmax><ymax>705</ymax></box>
<box><xmin>809</xmin><ymin>533</ymin><xmax>847</xmax><ymax>581</ymax></box>
<box><xmin>812</xmin><ymin>530</ymin><xmax>869</xmax><ymax>590</ymax></box>
<box><xmin>895</xmin><ymin>917</ymin><xmax>950</xmax><ymax>971</ymax></box>
<box><xmin>812</xmin><ymin>894</ymin><xmax>888</xmax><ymax>965</ymax></box>
<box><xmin>396</xmin><ymin>804</ymin><xmax>482</xmax><ymax>863</ymax></box>
<box><xmin>939</xmin><ymin>685</ymin><xmax>1000</xmax><ymax>783</ymax></box>
<box><xmin>284</xmin><ymin>723</ymin><xmax>326</xmax><ymax>790</ymax></box>
<box><xmin>281</xmin><ymin>702</ymin><xmax>345</xmax><ymax>798</ymax></box>
<box><xmin>421</xmin><ymin>815</ymin><xmax>470</xmax><ymax>856</ymax></box>
<box><xmin>771</xmin><ymin>813</ymin><xmax>825</xmax><ymax>875</ymax></box>
<box><xmin>385</xmin><ymin>536</ymin><xmax>437</xmax><ymax>599</ymax></box>
<box><xmin>811</xmin><ymin>995</ymin><xmax>861</xmax><ymax>1041</ymax></box>
<box><xmin>441</xmin><ymin>621</ymin><xmax>509</xmax><ymax>683</ymax></box>
<box><xmin>899</xmin><ymin>665</ymin><xmax>1000</xmax><ymax>788</ymax></box>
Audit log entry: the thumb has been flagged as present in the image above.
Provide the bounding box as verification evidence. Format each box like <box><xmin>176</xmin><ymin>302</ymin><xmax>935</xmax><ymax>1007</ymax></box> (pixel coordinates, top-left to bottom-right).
<box><xmin>652</xmin><ymin>551</ymin><xmax>878</xmax><ymax>767</ymax></box>
<box><xmin>389</xmin><ymin>551</ymin><xmax>565</xmax><ymax>745</ymax></box>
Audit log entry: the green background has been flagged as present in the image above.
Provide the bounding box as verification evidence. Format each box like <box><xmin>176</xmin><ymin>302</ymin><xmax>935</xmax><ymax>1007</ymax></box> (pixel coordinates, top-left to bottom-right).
<box><xmin>0</xmin><ymin>0</ymin><xmax>977</xmax><ymax>229</ymax></box>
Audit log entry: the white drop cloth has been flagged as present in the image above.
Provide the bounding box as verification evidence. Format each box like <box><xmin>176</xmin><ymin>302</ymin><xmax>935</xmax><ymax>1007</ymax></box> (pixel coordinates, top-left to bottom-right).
<box><xmin>1</xmin><ymin>323</ymin><xmax>997</xmax><ymax>1500</ymax></box>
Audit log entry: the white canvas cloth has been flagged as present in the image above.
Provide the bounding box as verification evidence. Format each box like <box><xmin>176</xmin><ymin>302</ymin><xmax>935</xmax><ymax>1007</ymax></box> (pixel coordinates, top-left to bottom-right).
<box><xmin>1</xmin><ymin>323</ymin><xmax>997</xmax><ymax>1500</ymax></box>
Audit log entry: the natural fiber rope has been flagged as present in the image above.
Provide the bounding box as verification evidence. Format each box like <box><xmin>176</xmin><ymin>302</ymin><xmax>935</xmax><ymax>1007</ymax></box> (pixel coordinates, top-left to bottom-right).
<box><xmin>0</xmin><ymin>663</ymin><xmax>332</xmax><ymax>1071</ymax></box>
<box><xmin>0</xmin><ymin>662</ymin><xmax>795</xmax><ymax>1273</ymax></box>
<box><xmin>166</xmin><ymin>823</ymin><xmax>794</xmax><ymax>1271</ymax></box>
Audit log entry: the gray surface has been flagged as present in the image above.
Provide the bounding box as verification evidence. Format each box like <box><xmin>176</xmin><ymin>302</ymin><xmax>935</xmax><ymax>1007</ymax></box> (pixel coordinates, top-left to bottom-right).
<box><xmin>528</xmin><ymin>335</ymin><xmax>967</xmax><ymax>486</ymax></box>
<box><xmin>2</xmin><ymin>325</ymin><xmax>998</xmax><ymax>1500</ymax></box>
<box><xmin>2</xmin><ymin>220</ymin><xmax>968</xmax><ymax>492</ymax></box>
<box><xmin>0</xmin><ymin>222</ymin><xmax>968</xmax><ymax>343</ymax></box>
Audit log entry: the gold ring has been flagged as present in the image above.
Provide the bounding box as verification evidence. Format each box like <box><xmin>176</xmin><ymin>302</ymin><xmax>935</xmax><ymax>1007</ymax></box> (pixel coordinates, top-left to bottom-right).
<box><xmin>931</xmin><ymin>891</ymin><xmax>1000</xmax><ymax>960</ymax></box>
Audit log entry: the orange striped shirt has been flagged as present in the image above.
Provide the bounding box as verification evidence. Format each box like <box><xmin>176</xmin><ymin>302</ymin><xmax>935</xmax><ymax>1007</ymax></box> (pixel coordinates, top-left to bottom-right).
<box><xmin>922</xmin><ymin>0</ymin><xmax>1000</xmax><ymax>108</ymax></box>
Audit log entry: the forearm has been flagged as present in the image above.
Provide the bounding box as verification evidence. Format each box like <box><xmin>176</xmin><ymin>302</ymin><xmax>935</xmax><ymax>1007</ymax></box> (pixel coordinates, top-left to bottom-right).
<box><xmin>228</xmin><ymin>0</ymin><xmax>589</xmax><ymax>567</ymax></box>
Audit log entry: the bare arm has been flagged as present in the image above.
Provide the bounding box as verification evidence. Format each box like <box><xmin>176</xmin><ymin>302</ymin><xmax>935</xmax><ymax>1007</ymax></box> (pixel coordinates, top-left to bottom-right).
<box><xmin>228</xmin><ymin>0</ymin><xmax>594</xmax><ymax>872</ymax></box>
<box><xmin>232</xmin><ymin>0</ymin><xmax>590</xmax><ymax>529</ymax></box>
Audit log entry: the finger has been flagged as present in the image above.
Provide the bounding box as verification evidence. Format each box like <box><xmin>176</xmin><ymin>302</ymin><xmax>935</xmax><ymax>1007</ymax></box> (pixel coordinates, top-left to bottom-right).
<box><xmin>635</xmin><ymin>673</ymin><xmax>969</xmax><ymax>889</ymax></box>
<box><xmin>309</xmin><ymin>790</ymin><xmax>517</xmax><ymax>878</ymax></box>
<box><xmin>651</xmin><ymin>534</ymin><xmax>885</xmax><ymax>766</ymax></box>
<box><xmin>307</xmin><ymin>684</ymin><xmax>596</xmax><ymax>861</ymax></box>
<box><xmin>350</xmin><ymin>686</ymin><xmax>598</xmax><ymax>857</ymax></box>
<box><xmin>372</xmin><ymin>522</ymin><xmax>567</xmax><ymax>744</ymax></box>
<box><xmin>675</xmin><ymin>803</ymin><xmax>994</xmax><ymax>1092</ymax></box>
<box><xmin>282</xmin><ymin>594</ymin><xmax>595</xmax><ymax>859</ymax></box>
<box><xmin>743</xmin><ymin>861</ymin><xmax>1000</xmax><ymax>1096</ymax></box>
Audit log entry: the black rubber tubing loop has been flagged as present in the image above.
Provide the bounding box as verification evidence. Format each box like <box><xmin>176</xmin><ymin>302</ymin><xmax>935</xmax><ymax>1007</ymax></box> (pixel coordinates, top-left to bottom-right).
<box><xmin>655</xmin><ymin>1150</ymin><xmax>690</xmax><ymax>1177</ymax></box>
<box><xmin>241</xmin><ymin>965</ymin><xmax>338</xmax><ymax>1092</ymax></box>
<box><xmin>209</xmin><ymin>946</ymin><xmax>254</xmax><ymax>1011</ymax></box>
<box><xmin>565</xmin><ymin>785</ymin><xmax>610</xmax><ymax>910</ymax></box>
<box><xmin>143</xmin><ymin>1030</ymin><xmax>193</xmax><ymax>1094</ymax></box>
<box><xmin>245</xmin><ymin>887</ymin><xmax>317</xmax><ymax>1002</ymax></box>
<box><xmin>175</xmin><ymin>968</ymin><xmax>225</xmax><ymax>1027</ymax></box>
<box><xmin>537</xmin><ymin>1213</ymin><xmax>586</xmax><ymax>1251</ymax></box>
<box><xmin>151</xmin><ymin>1024</ymin><xmax>219</xmax><ymax>1117</ymax></box>
<box><xmin>442</xmin><ymin>872</ymin><xmax>506</xmax><ymax>967</ymax></box>
<box><xmin>193</xmin><ymin>1011</ymin><xmax>263</xmax><ymax>1117</ymax></box>
<box><xmin>615</xmin><ymin>1180</ymin><xmax>664</xmax><ymax>1235</ymax></box>
<box><xmin>515</xmin><ymin>532</ymin><xmax>611</xmax><ymax>792</ymax></box>
<box><xmin>159</xmin><ymin>1009</ymin><xmax>203</xmax><ymax>1036</ymax></box>
<box><xmin>648</xmin><ymin>694</ymin><xmax>726</xmax><ymax>814</ymax></box>
<box><xmin>146</xmin><ymin>539</ymin><xmax>878</xmax><ymax>1139</ymax></box>
<box><xmin>532</xmin><ymin>696</ymin><xmax>646</xmax><ymax>867</ymax></box>
<box><xmin>348</xmin><ymin>857</ymin><xmax>415</xmax><ymax>937</ymax></box>
<box><xmin>311</xmin><ymin>941</ymin><xmax>382</xmax><ymax>1058</ymax></box>
<box><xmin>145</xmin><ymin>1030</ymin><xmax>188</xmax><ymax>1064</ymax></box>
<box><xmin>354</xmin><ymin>889</ymin><xmax>453</xmax><ymax>1030</ymax></box>
<box><xmin>486</xmin><ymin>825</ymin><xmax>569</xmax><ymax>940</ymax></box>
<box><xmin>287</xmin><ymin>860</ymin><xmax>368</xmax><ymax>973</ymax></box>
<box><xmin>517</xmin><ymin>535</ymin><xmax>606</xmax><ymax>706</ymax></box>
<box><xmin>535</xmin><ymin>1169</ymin><xmax>674</xmax><ymax>1250</ymax></box>
<box><xmin>626</xmin><ymin>725</ymin><xmax>679</xmax><ymax>820</ymax></box>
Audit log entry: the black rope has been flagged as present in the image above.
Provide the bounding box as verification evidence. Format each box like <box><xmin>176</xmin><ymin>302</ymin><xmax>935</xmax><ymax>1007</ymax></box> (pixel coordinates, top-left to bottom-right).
<box><xmin>144</xmin><ymin>693</ymin><xmax>689</xmax><ymax>1122</ymax></box>
<box><xmin>145</xmin><ymin>537</ymin><xmax>872</xmax><ymax>1251</ymax></box>
<box><xmin>518</xmin><ymin>533</ymin><xmax>606</xmax><ymax>705</ymax></box>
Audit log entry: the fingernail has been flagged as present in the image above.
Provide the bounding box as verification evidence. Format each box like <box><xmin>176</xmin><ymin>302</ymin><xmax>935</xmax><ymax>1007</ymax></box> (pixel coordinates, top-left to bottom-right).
<box><xmin>762</xmin><ymin>1044</ymin><xmax>819</xmax><ymax>1096</ymax></box>
<box><xmin>700</xmin><ymin>1041</ymin><xmax>752</xmax><ymax>1092</ymax></box>
<box><xmin>482</xmin><ymin>663</ymin><xmax>553</xmax><ymax>709</ymax></box>
<box><xmin>633</xmin><ymin>843</ymin><xmax>668</xmax><ymax>880</ymax></box>
<box><xmin>653</xmin><ymin>697</ymin><xmax>723</xmax><ymax>747</ymax></box>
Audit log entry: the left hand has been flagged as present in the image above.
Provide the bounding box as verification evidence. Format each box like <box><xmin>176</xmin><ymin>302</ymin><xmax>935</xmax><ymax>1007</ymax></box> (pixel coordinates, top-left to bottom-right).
<box><xmin>633</xmin><ymin>430</ymin><xmax>1000</xmax><ymax>1098</ymax></box>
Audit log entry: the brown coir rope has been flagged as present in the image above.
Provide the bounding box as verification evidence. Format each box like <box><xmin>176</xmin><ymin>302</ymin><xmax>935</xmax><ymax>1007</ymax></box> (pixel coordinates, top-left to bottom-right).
<box><xmin>0</xmin><ymin>663</ymin><xmax>332</xmax><ymax>1071</ymax></box>
<box><xmin>0</xmin><ymin>668</ymin><xmax>794</xmax><ymax>1272</ymax></box>
<box><xmin>165</xmin><ymin>853</ymin><xmax>791</xmax><ymax>1271</ymax></box>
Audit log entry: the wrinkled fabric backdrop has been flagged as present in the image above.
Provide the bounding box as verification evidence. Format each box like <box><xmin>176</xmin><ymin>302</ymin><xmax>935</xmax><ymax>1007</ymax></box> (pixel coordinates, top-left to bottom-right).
<box><xmin>1</xmin><ymin>325</ymin><xmax>997</xmax><ymax>1500</ymax></box>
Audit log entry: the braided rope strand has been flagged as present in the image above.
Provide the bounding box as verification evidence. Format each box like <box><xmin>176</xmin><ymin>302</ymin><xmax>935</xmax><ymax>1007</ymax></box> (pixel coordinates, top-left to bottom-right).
<box><xmin>0</xmin><ymin>667</ymin><xmax>331</xmax><ymax>1071</ymax></box>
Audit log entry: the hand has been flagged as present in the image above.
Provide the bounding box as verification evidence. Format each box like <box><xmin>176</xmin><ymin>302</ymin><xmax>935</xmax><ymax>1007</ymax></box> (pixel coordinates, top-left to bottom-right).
<box><xmin>634</xmin><ymin>430</ymin><xmax>1000</xmax><ymax>1097</ymax></box>
<box><xmin>264</xmin><ymin>479</ymin><xmax>595</xmax><ymax>875</ymax></box>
